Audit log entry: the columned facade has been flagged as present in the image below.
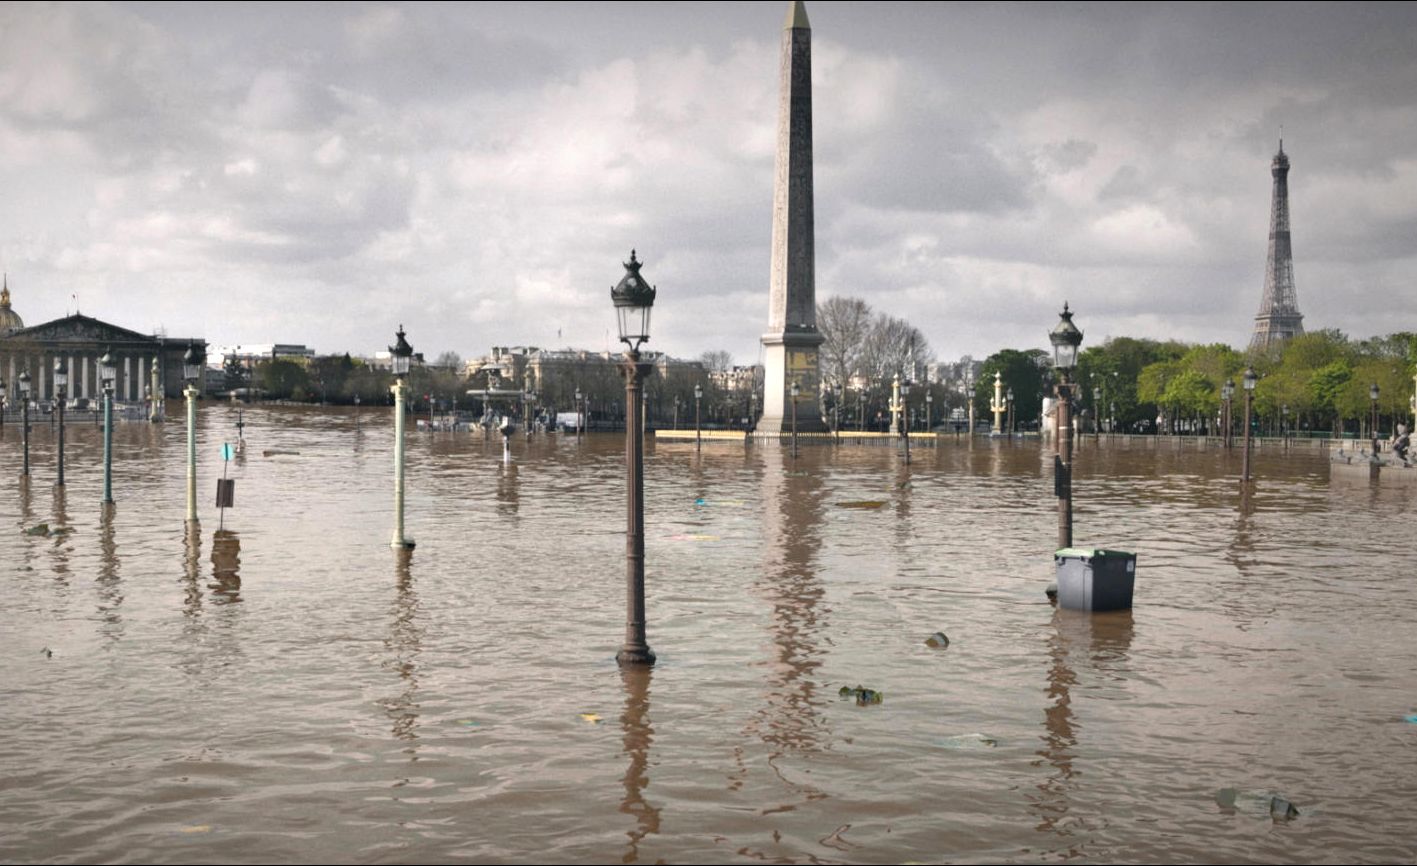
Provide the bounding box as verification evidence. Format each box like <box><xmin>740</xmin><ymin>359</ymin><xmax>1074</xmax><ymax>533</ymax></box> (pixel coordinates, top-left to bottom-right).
<box><xmin>0</xmin><ymin>313</ymin><xmax>204</xmax><ymax>403</ymax></box>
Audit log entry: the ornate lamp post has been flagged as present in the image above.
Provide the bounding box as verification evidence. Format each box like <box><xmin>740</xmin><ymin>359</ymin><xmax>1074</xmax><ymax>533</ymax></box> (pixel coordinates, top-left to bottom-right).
<box><xmin>0</xmin><ymin>375</ymin><xmax>5</xmax><ymax>432</ymax></box>
<box><xmin>789</xmin><ymin>380</ymin><xmax>800</xmax><ymax>458</ymax></box>
<box><xmin>1370</xmin><ymin>382</ymin><xmax>1380</xmax><ymax>446</ymax></box>
<box><xmin>900</xmin><ymin>376</ymin><xmax>912</xmax><ymax>465</ymax></box>
<box><xmin>672</xmin><ymin>394</ymin><xmax>681</xmax><ymax>431</ymax></box>
<box><xmin>182</xmin><ymin>342</ymin><xmax>204</xmax><ymax>525</ymax></box>
<box><xmin>965</xmin><ymin>369</ymin><xmax>976</xmax><ymax>436</ymax></box>
<box><xmin>1049</xmin><ymin>303</ymin><xmax>1083</xmax><ymax>549</ymax></box>
<box><xmin>390</xmin><ymin>326</ymin><xmax>415</xmax><ymax>549</ymax></box>
<box><xmin>1006</xmin><ymin>386</ymin><xmax>1015</xmax><ymax>437</ymax></box>
<box><xmin>694</xmin><ymin>383</ymin><xmax>703</xmax><ymax>452</ymax></box>
<box><xmin>54</xmin><ymin>357</ymin><xmax>68</xmax><ymax>487</ymax></box>
<box><xmin>1281</xmin><ymin>403</ymin><xmax>1290</xmax><ymax>445</ymax></box>
<box><xmin>1241</xmin><ymin>367</ymin><xmax>1257</xmax><ymax>482</ymax></box>
<box><xmin>100</xmin><ymin>350</ymin><xmax>116</xmax><ymax>505</ymax></box>
<box><xmin>1221</xmin><ymin>379</ymin><xmax>1235</xmax><ymax>449</ymax></box>
<box><xmin>925</xmin><ymin>388</ymin><xmax>933</xmax><ymax>434</ymax></box>
<box><xmin>1093</xmin><ymin>386</ymin><xmax>1102</xmax><ymax>441</ymax></box>
<box><xmin>575</xmin><ymin>386</ymin><xmax>584</xmax><ymax>438</ymax></box>
<box><xmin>990</xmin><ymin>371</ymin><xmax>1005</xmax><ymax>435</ymax></box>
<box><xmin>611</xmin><ymin>250</ymin><xmax>656</xmax><ymax>667</ymax></box>
<box><xmin>18</xmin><ymin>370</ymin><xmax>30</xmax><ymax>477</ymax></box>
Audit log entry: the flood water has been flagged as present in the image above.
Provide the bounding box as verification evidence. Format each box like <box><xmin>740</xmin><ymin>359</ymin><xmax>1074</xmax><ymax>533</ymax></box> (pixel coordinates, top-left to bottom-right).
<box><xmin>2</xmin><ymin>404</ymin><xmax>1416</xmax><ymax>864</ymax></box>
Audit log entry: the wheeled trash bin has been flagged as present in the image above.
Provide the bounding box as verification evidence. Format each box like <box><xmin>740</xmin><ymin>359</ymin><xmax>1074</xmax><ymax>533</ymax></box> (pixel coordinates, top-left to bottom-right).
<box><xmin>1054</xmin><ymin>548</ymin><xmax>1135</xmax><ymax>611</ymax></box>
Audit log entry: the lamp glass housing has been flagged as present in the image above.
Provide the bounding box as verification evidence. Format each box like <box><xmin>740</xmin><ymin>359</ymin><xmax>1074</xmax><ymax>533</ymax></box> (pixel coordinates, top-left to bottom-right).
<box><xmin>54</xmin><ymin>359</ymin><xmax>68</xmax><ymax>389</ymax></box>
<box><xmin>1243</xmin><ymin>368</ymin><xmax>1257</xmax><ymax>392</ymax></box>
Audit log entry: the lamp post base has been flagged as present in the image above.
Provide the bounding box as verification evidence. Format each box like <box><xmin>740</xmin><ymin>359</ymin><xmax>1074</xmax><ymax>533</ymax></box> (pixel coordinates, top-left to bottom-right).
<box><xmin>390</xmin><ymin>538</ymin><xmax>416</xmax><ymax>550</ymax></box>
<box><xmin>616</xmin><ymin>646</ymin><xmax>656</xmax><ymax>666</ymax></box>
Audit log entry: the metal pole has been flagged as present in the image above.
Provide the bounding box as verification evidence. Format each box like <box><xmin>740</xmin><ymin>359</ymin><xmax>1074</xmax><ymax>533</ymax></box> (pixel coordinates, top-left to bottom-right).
<box><xmin>391</xmin><ymin>378</ymin><xmax>412</xmax><ymax>548</ymax></box>
<box><xmin>184</xmin><ymin>382</ymin><xmax>197</xmax><ymax>523</ymax></box>
<box><xmin>695</xmin><ymin>394</ymin><xmax>701</xmax><ymax>452</ymax></box>
<box><xmin>102</xmin><ymin>387</ymin><xmax>113</xmax><ymax>504</ymax></box>
<box><xmin>618</xmin><ymin>351</ymin><xmax>654</xmax><ymax>666</ymax></box>
<box><xmin>791</xmin><ymin>394</ymin><xmax>798</xmax><ymax>458</ymax></box>
<box><xmin>903</xmin><ymin>395</ymin><xmax>911</xmax><ymax>465</ymax></box>
<box><xmin>1242</xmin><ymin>390</ymin><xmax>1253</xmax><ymax>483</ymax></box>
<box><xmin>21</xmin><ymin>398</ymin><xmax>30</xmax><ymax>477</ymax></box>
<box><xmin>57</xmin><ymin>395</ymin><xmax>66</xmax><ymax>487</ymax></box>
<box><xmin>1057</xmin><ymin>379</ymin><xmax>1073</xmax><ymax>549</ymax></box>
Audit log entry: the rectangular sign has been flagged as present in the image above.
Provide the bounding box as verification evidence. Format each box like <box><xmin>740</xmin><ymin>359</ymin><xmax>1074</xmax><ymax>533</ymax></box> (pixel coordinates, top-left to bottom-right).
<box><xmin>215</xmin><ymin>478</ymin><xmax>235</xmax><ymax>509</ymax></box>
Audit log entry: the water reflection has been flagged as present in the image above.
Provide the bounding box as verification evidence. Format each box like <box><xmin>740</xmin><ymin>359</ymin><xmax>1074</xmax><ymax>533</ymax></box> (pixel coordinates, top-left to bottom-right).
<box><xmin>209</xmin><ymin>530</ymin><xmax>242</xmax><ymax>605</ymax></box>
<box><xmin>382</xmin><ymin>547</ymin><xmax>422</xmax><ymax>752</ymax></box>
<box><xmin>48</xmin><ymin>485</ymin><xmax>72</xmax><ymax>589</ymax></box>
<box><xmin>96</xmin><ymin>504</ymin><xmax>124</xmax><ymax>643</ymax></box>
<box><xmin>618</xmin><ymin>665</ymin><xmax>659</xmax><ymax>864</ymax></box>
<box><xmin>1033</xmin><ymin>609</ymin><xmax>1135</xmax><ymax>850</ymax></box>
<box><xmin>748</xmin><ymin>447</ymin><xmax>829</xmax><ymax>755</ymax></box>
<box><xmin>496</xmin><ymin>461</ymin><xmax>520</xmax><ymax>519</ymax></box>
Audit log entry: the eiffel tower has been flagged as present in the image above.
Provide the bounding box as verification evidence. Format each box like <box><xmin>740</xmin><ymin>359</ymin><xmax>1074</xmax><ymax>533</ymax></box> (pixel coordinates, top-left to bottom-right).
<box><xmin>1250</xmin><ymin>140</ymin><xmax>1304</xmax><ymax>350</ymax></box>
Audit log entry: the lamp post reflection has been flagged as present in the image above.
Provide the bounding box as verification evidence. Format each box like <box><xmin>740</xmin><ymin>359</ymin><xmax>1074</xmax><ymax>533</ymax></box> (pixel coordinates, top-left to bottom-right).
<box><xmin>210</xmin><ymin>530</ymin><xmax>242</xmax><ymax>605</ymax></box>
<box><xmin>383</xmin><ymin>547</ymin><xmax>422</xmax><ymax>749</ymax></box>
<box><xmin>618</xmin><ymin>665</ymin><xmax>660</xmax><ymax>863</ymax></box>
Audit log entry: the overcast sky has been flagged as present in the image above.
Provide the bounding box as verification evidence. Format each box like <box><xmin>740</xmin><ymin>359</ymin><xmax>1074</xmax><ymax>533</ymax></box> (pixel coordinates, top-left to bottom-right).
<box><xmin>2</xmin><ymin>2</ymin><xmax>1414</xmax><ymax>365</ymax></box>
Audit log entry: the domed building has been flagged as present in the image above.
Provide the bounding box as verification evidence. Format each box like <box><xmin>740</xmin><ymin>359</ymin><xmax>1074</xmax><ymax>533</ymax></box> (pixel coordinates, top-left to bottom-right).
<box><xmin>0</xmin><ymin>277</ymin><xmax>205</xmax><ymax>400</ymax></box>
<box><xmin>0</xmin><ymin>275</ymin><xmax>23</xmax><ymax>336</ymax></box>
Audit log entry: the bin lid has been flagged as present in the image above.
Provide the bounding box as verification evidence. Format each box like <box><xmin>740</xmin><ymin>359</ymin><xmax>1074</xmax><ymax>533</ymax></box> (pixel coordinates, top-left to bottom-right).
<box><xmin>1054</xmin><ymin>547</ymin><xmax>1135</xmax><ymax>560</ymax></box>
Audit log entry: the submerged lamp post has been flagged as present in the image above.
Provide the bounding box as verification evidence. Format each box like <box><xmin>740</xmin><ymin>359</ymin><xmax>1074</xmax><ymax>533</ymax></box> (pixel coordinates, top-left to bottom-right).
<box><xmin>1093</xmin><ymin>386</ymin><xmax>1102</xmax><ymax>441</ymax></box>
<box><xmin>1281</xmin><ymin>403</ymin><xmax>1290</xmax><ymax>445</ymax></box>
<box><xmin>183</xmin><ymin>342</ymin><xmax>204</xmax><ymax>524</ymax></box>
<box><xmin>1006</xmin><ymin>386</ymin><xmax>1015</xmax><ymax>437</ymax></box>
<box><xmin>390</xmin><ymin>326</ymin><xmax>415</xmax><ymax>549</ymax></box>
<box><xmin>611</xmin><ymin>250</ymin><xmax>656</xmax><ymax>667</ymax></box>
<box><xmin>1370</xmin><ymin>382</ymin><xmax>1380</xmax><ymax>444</ymax></box>
<box><xmin>925</xmin><ymin>388</ymin><xmax>933</xmax><ymax>434</ymax></box>
<box><xmin>54</xmin><ymin>357</ymin><xmax>68</xmax><ymax>487</ymax></box>
<box><xmin>0</xmin><ymin>376</ymin><xmax>5</xmax><ymax>432</ymax></box>
<box><xmin>100</xmin><ymin>350</ymin><xmax>116</xmax><ymax>505</ymax></box>
<box><xmin>1241</xmin><ymin>367</ymin><xmax>1257</xmax><ymax>482</ymax></box>
<box><xmin>1221</xmin><ymin>379</ymin><xmax>1235</xmax><ymax>449</ymax></box>
<box><xmin>1049</xmin><ymin>303</ymin><xmax>1083</xmax><ymax>549</ymax></box>
<box><xmin>789</xmin><ymin>380</ymin><xmax>800</xmax><ymax>458</ymax></box>
<box><xmin>18</xmin><ymin>371</ymin><xmax>31</xmax><ymax>477</ymax></box>
<box><xmin>694</xmin><ymin>383</ymin><xmax>703</xmax><ymax>452</ymax></box>
<box><xmin>900</xmin><ymin>376</ymin><xmax>912</xmax><ymax>465</ymax></box>
<box><xmin>575</xmin><ymin>386</ymin><xmax>584</xmax><ymax>438</ymax></box>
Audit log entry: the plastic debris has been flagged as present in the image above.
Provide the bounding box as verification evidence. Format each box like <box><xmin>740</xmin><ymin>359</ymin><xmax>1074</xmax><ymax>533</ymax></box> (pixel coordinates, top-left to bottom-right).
<box><xmin>262</xmin><ymin>450</ymin><xmax>301</xmax><ymax>457</ymax></box>
<box><xmin>694</xmin><ymin>498</ymin><xmax>744</xmax><ymax>507</ymax></box>
<box><xmin>1215</xmin><ymin>788</ymin><xmax>1300</xmax><ymax>820</ymax></box>
<box><xmin>23</xmin><ymin>523</ymin><xmax>49</xmax><ymax>536</ymax></box>
<box><xmin>579</xmin><ymin>713</ymin><xmax>602</xmax><ymax>725</ymax></box>
<box><xmin>1044</xmin><ymin>582</ymin><xmax>1058</xmax><ymax>600</ymax></box>
<box><xmin>455</xmin><ymin>719</ymin><xmax>482</xmax><ymax>728</ymax></box>
<box><xmin>836</xmin><ymin>501</ymin><xmax>886</xmax><ymax>510</ymax></box>
<box><xmin>838</xmin><ymin>685</ymin><xmax>883</xmax><ymax>706</ymax></box>
<box><xmin>1404</xmin><ymin>713</ymin><xmax>1417</xmax><ymax>724</ymax></box>
<box><xmin>179</xmin><ymin>825</ymin><xmax>212</xmax><ymax>834</ymax></box>
<box><xmin>937</xmin><ymin>733</ymin><xmax>999</xmax><ymax>750</ymax></box>
<box><xmin>925</xmin><ymin>632</ymin><xmax>950</xmax><ymax>649</ymax></box>
<box><xmin>668</xmin><ymin>533</ymin><xmax>721</xmax><ymax>542</ymax></box>
<box><xmin>40</xmin><ymin>647</ymin><xmax>53</xmax><ymax>658</ymax></box>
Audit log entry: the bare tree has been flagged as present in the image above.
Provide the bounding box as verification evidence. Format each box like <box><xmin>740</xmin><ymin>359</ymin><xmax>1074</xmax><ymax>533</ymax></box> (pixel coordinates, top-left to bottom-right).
<box><xmin>861</xmin><ymin>314</ymin><xmax>933</xmax><ymax>386</ymax></box>
<box><xmin>433</xmin><ymin>351</ymin><xmax>464</xmax><ymax>372</ymax></box>
<box><xmin>699</xmin><ymin>350</ymin><xmax>733</xmax><ymax>372</ymax></box>
<box><xmin>818</xmin><ymin>295</ymin><xmax>874</xmax><ymax>390</ymax></box>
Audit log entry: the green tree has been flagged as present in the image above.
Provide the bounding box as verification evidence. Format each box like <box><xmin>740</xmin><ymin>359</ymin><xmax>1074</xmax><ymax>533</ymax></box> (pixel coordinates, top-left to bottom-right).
<box><xmin>975</xmin><ymin>349</ymin><xmax>1048</xmax><ymax>427</ymax></box>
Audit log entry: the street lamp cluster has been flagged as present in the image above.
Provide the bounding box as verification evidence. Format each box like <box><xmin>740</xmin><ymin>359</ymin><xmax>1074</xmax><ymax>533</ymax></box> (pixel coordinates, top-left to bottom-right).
<box><xmin>1049</xmin><ymin>303</ymin><xmax>1082</xmax><ymax>549</ymax></box>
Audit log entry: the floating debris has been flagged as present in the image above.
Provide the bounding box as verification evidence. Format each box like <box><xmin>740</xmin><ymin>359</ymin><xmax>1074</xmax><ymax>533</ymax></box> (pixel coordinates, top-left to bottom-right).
<box><xmin>1405</xmin><ymin>713</ymin><xmax>1417</xmax><ymax>724</ymax></box>
<box><xmin>925</xmin><ymin>632</ymin><xmax>950</xmax><ymax>649</ymax></box>
<box><xmin>23</xmin><ymin>523</ymin><xmax>49</xmax><ymax>537</ymax></box>
<box><xmin>40</xmin><ymin>647</ymin><xmax>53</xmax><ymax>658</ymax></box>
<box><xmin>178</xmin><ymin>825</ymin><xmax>212</xmax><ymax>834</ymax></box>
<box><xmin>262</xmin><ymin>449</ymin><xmax>301</xmax><ymax>457</ymax></box>
<box><xmin>938</xmin><ymin>733</ymin><xmax>999</xmax><ymax>750</ymax></box>
<box><xmin>1215</xmin><ymin>788</ymin><xmax>1300</xmax><ymax>820</ymax></box>
<box><xmin>838</xmin><ymin>685</ymin><xmax>883</xmax><ymax>706</ymax></box>
<box><xmin>1045</xmin><ymin>582</ymin><xmax>1058</xmax><ymax>600</ymax></box>
<box><xmin>694</xmin><ymin>498</ymin><xmax>744</xmax><ymax>507</ymax></box>
<box><xmin>668</xmin><ymin>533</ymin><xmax>721</xmax><ymax>542</ymax></box>
<box><xmin>454</xmin><ymin>719</ymin><xmax>482</xmax><ymax>728</ymax></box>
<box><xmin>836</xmin><ymin>501</ymin><xmax>885</xmax><ymax>510</ymax></box>
<box><xmin>579</xmin><ymin>713</ymin><xmax>602</xmax><ymax>725</ymax></box>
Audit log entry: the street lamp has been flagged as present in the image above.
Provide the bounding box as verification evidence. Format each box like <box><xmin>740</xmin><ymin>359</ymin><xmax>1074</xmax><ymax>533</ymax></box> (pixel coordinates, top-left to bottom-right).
<box><xmin>1241</xmin><ymin>367</ymin><xmax>1257</xmax><ymax>483</ymax></box>
<box><xmin>1049</xmin><ymin>303</ymin><xmax>1083</xmax><ymax>549</ymax></box>
<box><xmin>100</xmin><ymin>349</ymin><xmax>116</xmax><ymax>505</ymax></box>
<box><xmin>575</xmin><ymin>386</ymin><xmax>584</xmax><ymax>438</ymax></box>
<box><xmin>789</xmin><ymin>380</ymin><xmax>800</xmax><ymax>458</ymax></box>
<box><xmin>1221</xmin><ymin>379</ymin><xmax>1235</xmax><ymax>449</ymax></box>
<box><xmin>611</xmin><ymin>250</ymin><xmax>656</xmax><ymax>667</ymax></box>
<box><xmin>389</xmin><ymin>326</ymin><xmax>415</xmax><ymax>548</ymax></box>
<box><xmin>182</xmin><ymin>342</ymin><xmax>204</xmax><ymax>525</ymax></box>
<box><xmin>0</xmin><ymin>375</ymin><xmax>5</xmax><ymax>433</ymax></box>
<box><xmin>900</xmin><ymin>376</ymin><xmax>912</xmax><ymax>465</ymax></box>
<box><xmin>1281</xmin><ymin>403</ymin><xmax>1290</xmax><ymax>445</ymax></box>
<box><xmin>1006</xmin><ymin>386</ymin><xmax>1015</xmax><ymax>437</ymax></box>
<box><xmin>1093</xmin><ymin>386</ymin><xmax>1102</xmax><ymax>441</ymax></box>
<box><xmin>694</xmin><ymin>383</ymin><xmax>703</xmax><ymax>452</ymax></box>
<box><xmin>965</xmin><ymin>369</ymin><xmax>976</xmax><ymax>437</ymax></box>
<box><xmin>925</xmin><ymin>388</ymin><xmax>933</xmax><ymax>434</ymax></box>
<box><xmin>54</xmin><ymin>357</ymin><xmax>68</xmax><ymax>487</ymax></box>
<box><xmin>18</xmin><ymin>370</ymin><xmax>30</xmax><ymax>477</ymax></box>
<box><xmin>1370</xmin><ymin>382</ymin><xmax>1380</xmax><ymax>446</ymax></box>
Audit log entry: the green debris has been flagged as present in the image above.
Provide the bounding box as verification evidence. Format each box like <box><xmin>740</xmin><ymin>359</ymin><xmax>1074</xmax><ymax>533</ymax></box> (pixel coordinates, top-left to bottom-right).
<box><xmin>836</xmin><ymin>500</ymin><xmax>886</xmax><ymax>510</ymax></box>
<box><xmin>23</xmin><ymin>523</ymin><xmax>49</xmax><ymax>536</ymax></box>
<box><xmin>838</xmin><ymin>685</ymin><xmax>883</xmax><ymax>706</ymax></box>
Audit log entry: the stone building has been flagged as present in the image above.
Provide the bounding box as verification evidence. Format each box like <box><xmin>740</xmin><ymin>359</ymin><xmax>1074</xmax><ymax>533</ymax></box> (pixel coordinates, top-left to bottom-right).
<box><xmin>0</xmin><ymin>282</ymin><xmax>206</xmax><ymax>400</ymax></box>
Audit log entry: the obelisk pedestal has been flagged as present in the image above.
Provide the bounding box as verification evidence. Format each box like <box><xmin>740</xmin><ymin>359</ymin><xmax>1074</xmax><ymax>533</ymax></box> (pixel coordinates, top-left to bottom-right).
<box><xmin>758</xmin><ymin>1</ymin><xmax>826</xmax><ymax>434</ymax></box>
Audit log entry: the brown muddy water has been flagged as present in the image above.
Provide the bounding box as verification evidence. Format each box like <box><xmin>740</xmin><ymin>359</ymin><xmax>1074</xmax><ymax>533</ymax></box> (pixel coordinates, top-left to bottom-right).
<box><xmin>2</xmin><ymin>405</ymin><xmax>1415</xmax><ymax>863</ymax></box>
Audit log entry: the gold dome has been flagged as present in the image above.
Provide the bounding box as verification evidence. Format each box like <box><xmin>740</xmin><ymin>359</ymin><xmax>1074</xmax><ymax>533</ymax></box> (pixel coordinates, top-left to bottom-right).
<box><xmin>0</xmin><ymin>274</ymin><xmax>25</xmax><ymax>335</ymax></box>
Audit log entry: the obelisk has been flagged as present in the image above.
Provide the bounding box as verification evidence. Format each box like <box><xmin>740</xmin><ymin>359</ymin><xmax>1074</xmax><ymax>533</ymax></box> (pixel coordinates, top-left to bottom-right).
<box><xmin>758</xmin><ymin>0</ymin><xmax>826</xmax><ymax>434</ymax></box>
